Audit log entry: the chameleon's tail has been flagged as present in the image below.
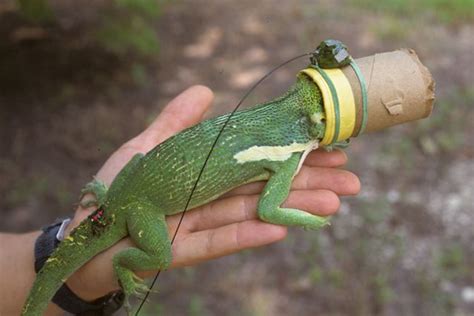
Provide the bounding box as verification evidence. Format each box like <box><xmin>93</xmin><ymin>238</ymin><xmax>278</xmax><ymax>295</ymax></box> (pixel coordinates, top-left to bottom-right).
<box><xmin>21</xmin><ymin>217</ymin><xmax>126</xmax><ymax>316</ymax></box>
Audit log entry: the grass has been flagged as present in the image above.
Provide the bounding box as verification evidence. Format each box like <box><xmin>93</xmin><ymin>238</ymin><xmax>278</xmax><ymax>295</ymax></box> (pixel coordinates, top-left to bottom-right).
<box><xmin>373</xmin><ymin>86</ymin><xmax>473</xmax><ymax>175</ymax></box>
<box><xmin>96</xmin><ymin>13</ymin><xmax>160</xmax><ymax>57</ymax></box>
<box><xmin>16</xmin><ymin>0</ymin><xmax>167</xmax><ymax>59</ymax></box>
<box><xmin>437</xmin><ymin>243</ymin><xmax>470</xmax><ymax>281</ymax></box>
<box><xmin>188</xmin><ymin>295</ymin><xmax>208</xmax><ymax>316</ymax></box>
<box><xmin>353</xmin><ymin>0</ymin><xmax>474</xmax><ymax>24</ymax></box>
<box><xmin>369</xmin><ymin>15</ymin><xmax>413</xmax><ymax>41</ymax></box>
<box><xmin>415</xmin><ymin>87</ymin><xmax>473</xmax><ymax>154</ymax></box>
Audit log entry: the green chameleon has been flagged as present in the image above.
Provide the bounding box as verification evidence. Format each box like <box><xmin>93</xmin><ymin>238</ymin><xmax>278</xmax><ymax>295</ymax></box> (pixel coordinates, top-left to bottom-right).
<box><xmin>22</xmin><ymin>40</ymin><xmax>349</xmax><ymax>315</ymax></box>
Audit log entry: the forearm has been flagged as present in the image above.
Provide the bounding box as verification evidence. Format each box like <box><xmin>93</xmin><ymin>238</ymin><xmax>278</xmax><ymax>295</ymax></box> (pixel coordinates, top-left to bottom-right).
<box><xmin>0</xmin><ymin>232</ymin><xmax>62</xmax><ymax>315</ymax></box>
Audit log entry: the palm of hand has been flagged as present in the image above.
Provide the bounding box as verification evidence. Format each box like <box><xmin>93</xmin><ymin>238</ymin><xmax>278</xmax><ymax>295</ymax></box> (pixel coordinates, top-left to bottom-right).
<box><xmin>65</xmin><ymin>85</ymin><xmax>360</xmax><ymax>300</ymax></box>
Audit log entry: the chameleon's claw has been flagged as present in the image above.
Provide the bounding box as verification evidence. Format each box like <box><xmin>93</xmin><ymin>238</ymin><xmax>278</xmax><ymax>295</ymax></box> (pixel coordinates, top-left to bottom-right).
<box><xmin>79</xmin><ymin>199</ymin><xmax>98</xmax><ymax>209</ymax></box>
<box><xmin>120</xmin><ymin>270</ymin><xmax>152</xmax><ymax>300</ymax></box>
<box><xmin>121</xmin><ymin>277</ymin><xmax>151</xmax><ymax>314</ymax></box>
<box><xmin>79</xmin><ymin>178</ymin><xmax>108</xmax><ymax>207</ymax></box>
<box><xmin>323</xmin><ymin>139</ymin><xmax>351</xmax><ymax>152</ymax></box>
<box><xmin>303</xmin><ymin>216</ymin><xmax>331</xmax><ymax>231</ymax></box>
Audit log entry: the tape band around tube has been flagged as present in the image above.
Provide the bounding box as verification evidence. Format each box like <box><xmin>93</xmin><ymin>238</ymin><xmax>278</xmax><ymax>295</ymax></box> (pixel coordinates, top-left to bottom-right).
<box><xmin>301</xmin><ymin>67</ymin><xmax>356</xmax><ymax>145</ymax></box>
<box><xmin>349</xmin><ymin>58</ymin><xmax>368</xmax><ymax>136</ymax></box>
<box><xmin>318</xmin><ymin>67</ymin><xmax>341</xmax><ymax>144</ymax></box>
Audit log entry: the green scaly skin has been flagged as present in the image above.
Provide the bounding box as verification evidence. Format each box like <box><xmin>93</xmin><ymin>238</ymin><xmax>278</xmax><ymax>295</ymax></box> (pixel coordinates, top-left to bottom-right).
<box><xmin>22</xmin><ymin>73</ymin><xmax>330</xmax><ymax>315</ymax></box>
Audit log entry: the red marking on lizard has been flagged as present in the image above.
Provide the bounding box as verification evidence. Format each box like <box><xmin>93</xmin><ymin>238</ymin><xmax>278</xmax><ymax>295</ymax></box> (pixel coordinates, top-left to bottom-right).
<box><xmin>89</xmin><ymin>207</ymin><xmax>111</xmax><ymax>235</ymax></box>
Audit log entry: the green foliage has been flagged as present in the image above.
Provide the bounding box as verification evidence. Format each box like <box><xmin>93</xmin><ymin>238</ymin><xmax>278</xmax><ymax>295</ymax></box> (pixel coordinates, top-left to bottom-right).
<box><xmin>309</xmin><ymin>266</ymin><xmax>323</xmax><ymax>283</ymax></box>
<box><xmin>188</xmin><ymin>295</ymin><xmax>208</xmax><ymax>316</ymax></box>
<box><xmin>353</xmin><ymin>0</ymin><xmax>474</xmax><ymax>24</ymax></box>
<box><xmin>17</xmin><ymin>0</ymin><xmax>54</xmax><ymax>23</ymax></box>
<box><xmin>437</xmin><ymin>244</ymin><xmax>470</xmax><ymax>281</ymax></box>
<box><xmin>359</xmin><ymin>197</ymin><xmax>393</xmax><ymax>224</ymax></box>
<box><xmin>16</xmin><ymin>0</ymin><xmax>166</xmax><ymax>58</ymax></box>
<box><xmin>97</xmin><ymin>14</ymin><xmax>159</xmax><ymax>57</ymax></box>
<box><xmin>115</xmin><ymin>0</ymin><xmax>162</xmax><ymax>17</ymax></box>
<box><xmin>373</xmin><ymin>273</ymin><xmax>394</xmax><ymax>304</ymax></box>
<box><xmin>6</xmin><ymin>175</ymin><xmax>49</xmax><ymax>207</ymax></box>
<box><xmin>131</xmin><ymin>62</ymin><xmax>149</xmax><ymax>85</ymax></box>
<box><xmin>374</xmin><ymin>87</ymin><xmax>472</xmax><ymax>167</ymax></box>
<box><xmin>416</xmin><ymin>87</ymin><xmax>473</xmax><ymax>154</ymax></box>
<box><xmin>370</xmin><ymin>15</ymin><xmax>411</xmax><ymax>41</ymax></box>
<box><xmin>97</xmin><ymin>0</ymin><xmax>166</xmax><ymax>57</ymax></box>
<box><xmin>139</xmin><ymin>302</ymin><xmax>165</xmax><ymax>316</ymax></box>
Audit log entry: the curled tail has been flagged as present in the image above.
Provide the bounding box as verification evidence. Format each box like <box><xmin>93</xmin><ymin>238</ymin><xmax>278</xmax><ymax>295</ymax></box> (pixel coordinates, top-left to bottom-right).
<box><xmin>22</xmin><ymin>215</ymin><xmax>126</xmax><ymax>316</ymax></box>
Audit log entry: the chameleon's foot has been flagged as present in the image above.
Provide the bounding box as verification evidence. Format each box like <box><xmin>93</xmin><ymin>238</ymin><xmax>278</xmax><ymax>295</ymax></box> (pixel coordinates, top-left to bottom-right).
<box><xmin>303</xmin><ymin>216</ymin><xmax>331</xmax><ymax>231</ymax></box>
<box><xmin>79</xmin><ymin>178</ymin><xmax>108</xmax><ymax>208</ymax></box>
<box><xmin>323</xmin><ymin>139</ymin><xmax>351</xmax><ymax>152</ymax></box>
<box><xmin>119</xmin><ymin>270</ymin><xmax>150</xmax><ymax>297</ymax></box>
<box><xmin>112</xmin><ymin>209</ymin><xmax>171</xmax><ymax>313</ymax></box>
<box><xmin>118</xmin><ymin>270</ymin><xmax>152</xmax><ymax>315</ymax></box>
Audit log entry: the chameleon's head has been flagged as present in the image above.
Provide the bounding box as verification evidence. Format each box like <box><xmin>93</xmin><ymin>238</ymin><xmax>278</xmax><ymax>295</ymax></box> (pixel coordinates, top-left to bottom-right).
<box><xmin>295</xmin><ymin>73</ymin><xmax>326</xmax><ymax>141</ymax></box>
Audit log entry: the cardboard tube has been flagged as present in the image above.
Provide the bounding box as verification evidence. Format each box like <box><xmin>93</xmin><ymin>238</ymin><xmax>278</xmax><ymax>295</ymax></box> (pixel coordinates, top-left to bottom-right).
<box><xmin>342</xmin><ymin>49</ymin><xmax>435</xmax><ymax>135</ymax></box>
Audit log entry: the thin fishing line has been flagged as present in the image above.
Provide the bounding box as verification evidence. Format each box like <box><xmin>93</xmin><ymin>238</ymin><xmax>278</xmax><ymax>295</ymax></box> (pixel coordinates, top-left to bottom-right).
<box><xmin>134</xmin><ymin>52</ymin><xmax>311</xmax><ymax>315</ymax></box>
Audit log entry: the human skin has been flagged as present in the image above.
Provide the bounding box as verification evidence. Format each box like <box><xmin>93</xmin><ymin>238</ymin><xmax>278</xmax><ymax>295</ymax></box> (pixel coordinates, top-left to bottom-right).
<box><xmin>0</xmin><ymin>85</ymin><xmax>360</xmax><ymax>315</ymax></box>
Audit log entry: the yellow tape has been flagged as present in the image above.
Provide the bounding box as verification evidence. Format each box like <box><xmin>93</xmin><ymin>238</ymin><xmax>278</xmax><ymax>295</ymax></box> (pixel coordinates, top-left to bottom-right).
<box><xmin>301</xmin><ymin>68</ymin><xmax>356</xmax><ymax>145</ymax></box>
<box><xmin>301</xmin><ymin>68</ymin><xmax>335</xmax><ymax>145</ymax></box>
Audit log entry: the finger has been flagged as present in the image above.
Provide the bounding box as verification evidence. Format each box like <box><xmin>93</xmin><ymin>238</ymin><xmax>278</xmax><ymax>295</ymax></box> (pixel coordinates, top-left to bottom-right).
<box><xmin>168</xmin><ymin>189</ymin><xmax>339</xmax><ymax>233</ymax></box>
<box><xmin>170</xmin><ymin>220</ymin><xmax>287</xmax><ymax>268</ymax></box>
<box><xmin>223</xmin><ymin>166</ymin><xmax>360</xmax><ymax>197</ymax></box>
<box><xmin>304</xmin><ymin>149</ymin><xmax>347</xmax><ymax>168</ymax></box>
<box><xmin>69</xmin><ymin>221</ymin><xmax>285</xmax><ymax>294</ymax></box>
<box><xmin>140</xmin><ymin>85</ymin><xmax>214</xmax><ymax>147</ymax></box>
<box><xmin>294</xmin><ymin>166</ymin><xmax>360</xmax><ymax>195</ymax></box>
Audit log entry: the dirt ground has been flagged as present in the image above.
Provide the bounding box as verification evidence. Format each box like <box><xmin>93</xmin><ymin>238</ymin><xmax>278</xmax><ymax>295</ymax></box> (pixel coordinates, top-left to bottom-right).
<box><xmin>1</xmin><ymin>1</ymin><xmax>473</xmax><ymax>315</ymax></box>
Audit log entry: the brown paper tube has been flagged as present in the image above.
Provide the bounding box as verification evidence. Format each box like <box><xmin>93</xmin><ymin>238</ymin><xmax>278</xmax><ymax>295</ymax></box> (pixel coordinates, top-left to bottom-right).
<box><xmin>341</xmin><ymin>49</ymin><xmax>435</xmax><ymax>135</ymax></box>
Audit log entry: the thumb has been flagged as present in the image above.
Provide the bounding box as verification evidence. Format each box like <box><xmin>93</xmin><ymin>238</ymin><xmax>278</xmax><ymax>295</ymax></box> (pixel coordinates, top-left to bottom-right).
<box><xmin>142</xmin><ymin>85</ymin><xmax>214</xmax><ymax>145</ymax></box>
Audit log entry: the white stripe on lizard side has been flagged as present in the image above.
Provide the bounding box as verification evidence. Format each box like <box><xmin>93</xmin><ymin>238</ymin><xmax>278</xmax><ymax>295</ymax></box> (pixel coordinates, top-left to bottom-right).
<box><xmin>233</xmin><ymin>141</ymin><xmax>318</xmax><ymax>164</ymax></box>
<box><xmin>295</xmin><ymin>141</ymin><xmax>319</xmax><ymax>176</ymax></box>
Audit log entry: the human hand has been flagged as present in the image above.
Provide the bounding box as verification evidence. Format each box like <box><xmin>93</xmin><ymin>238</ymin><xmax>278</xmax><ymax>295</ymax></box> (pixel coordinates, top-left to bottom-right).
<box><xmin>64</xmin><ymin>85</ymin><xmax>361</xmax><ymax>300</ymax></box>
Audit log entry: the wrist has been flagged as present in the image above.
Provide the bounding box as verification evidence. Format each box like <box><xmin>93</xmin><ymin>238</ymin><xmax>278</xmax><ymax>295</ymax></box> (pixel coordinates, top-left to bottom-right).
<box><xmin>66</xmin><ymin>262</ymin><xmax>121</xmax><ymax>302</ymax></box>
<box><xmin>64</xmin><ymin>205</ymin><xmax>122</xmax><ymax>301</ymax></box>
<box><xmin>0</xmin><ymin>232</ymin><xmax>63</xmax><ymax>316</ymax></box>
<box><xmin>34</xmin><ymin>218</ymin><xmax>124</xmax><ymax>314</ymax></box>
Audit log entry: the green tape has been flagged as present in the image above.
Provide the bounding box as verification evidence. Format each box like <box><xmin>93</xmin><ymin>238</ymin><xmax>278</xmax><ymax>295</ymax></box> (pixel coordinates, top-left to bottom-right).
<box><xmin>316</xmin><ymin>66</ymin><xmax>341</xmax><ymax>145</ymax></box>
<box><xmin>349</xmin><ymin>58</ymin><xmax>368</xmax><ymax>136</ymax></box>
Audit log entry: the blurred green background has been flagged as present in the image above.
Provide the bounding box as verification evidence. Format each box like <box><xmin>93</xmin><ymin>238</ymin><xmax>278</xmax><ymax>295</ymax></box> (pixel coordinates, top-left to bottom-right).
<box><xmin>1</xmin><ymin>0</ymin><xmax>473</xmax><ymax>315</ymax></box>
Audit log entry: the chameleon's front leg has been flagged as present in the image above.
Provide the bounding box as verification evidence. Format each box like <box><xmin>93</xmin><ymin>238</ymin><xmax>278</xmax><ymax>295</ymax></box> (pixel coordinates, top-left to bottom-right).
<box><xmin>258</xmin><ymin>153</ymin><xmax>330</xmax><ymax>230</ymax></box>
<box><xmin>112</xmin><ymin>202</ymin><xmax>172</xmax><ymax>308</ymax></box>
<box><xmin>79</xmin><ymin>178</ymin><xmax>108</xmax><ymax>208</ymax></box>
<box><xmin>79</xmin><ymin>153</ymin><xmax>144</xmax><ymax>208</ymax></box>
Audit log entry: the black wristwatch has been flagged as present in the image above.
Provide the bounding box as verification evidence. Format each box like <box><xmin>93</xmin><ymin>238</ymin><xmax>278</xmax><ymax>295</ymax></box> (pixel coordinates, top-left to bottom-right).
<box><xmin>34</xmin><ymin>219</ymin><xmax>124</xmax><ymax>315</ymax></box>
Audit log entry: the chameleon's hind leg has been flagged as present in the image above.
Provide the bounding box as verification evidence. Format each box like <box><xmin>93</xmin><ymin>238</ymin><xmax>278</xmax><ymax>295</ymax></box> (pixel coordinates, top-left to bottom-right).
<box><xmin>80</xmin><ymin>153</ymin><xmax>144</xmax><ymax>208</ymax></box>
<box><xmin>112</xmin><ymin>203</ymin><xmax>171</xmax><ymax>309</ymax></box>
<box><xmin>258</xmin><ymin>153</ymin><xmax>330</xmax><ymax>230</ymax></box>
